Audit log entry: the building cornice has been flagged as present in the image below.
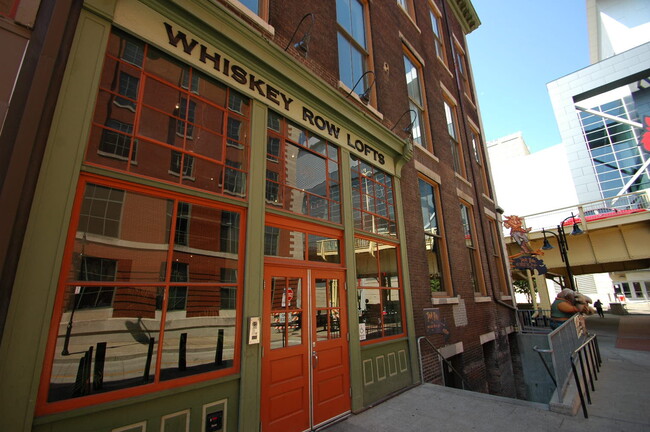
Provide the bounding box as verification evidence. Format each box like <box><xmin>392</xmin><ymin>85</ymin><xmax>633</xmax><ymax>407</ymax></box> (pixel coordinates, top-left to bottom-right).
<box><xmin>448</xmin><ymin>0</ymin><xmax>481</xmax><ymax>34</ymax></box>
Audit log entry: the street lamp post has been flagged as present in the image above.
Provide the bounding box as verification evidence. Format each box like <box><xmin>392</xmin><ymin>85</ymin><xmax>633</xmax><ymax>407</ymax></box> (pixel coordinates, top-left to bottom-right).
<box><xmin>541</xmin><ymin>213</ymin><xmax>583</xmax><ymax>291</ymax></box>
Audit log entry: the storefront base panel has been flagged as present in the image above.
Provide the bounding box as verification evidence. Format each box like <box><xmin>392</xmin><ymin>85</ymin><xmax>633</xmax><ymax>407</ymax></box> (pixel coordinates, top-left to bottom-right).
<box><xmin>33</xmin><ymin>379</ymin><xmax>239</xmax><ymax>432</ymax></box>
<box><xmin>359</xmin><ymin>339</ymin><xmax>413</xmax><ymax>407</ymax></box>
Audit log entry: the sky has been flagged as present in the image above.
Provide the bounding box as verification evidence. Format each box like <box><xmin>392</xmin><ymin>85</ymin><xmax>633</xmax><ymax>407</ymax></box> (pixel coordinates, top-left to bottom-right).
<box><xmin>466</xmin><ymin>1</ymin><xmax>590</xmax><ymax>153</ymax></box>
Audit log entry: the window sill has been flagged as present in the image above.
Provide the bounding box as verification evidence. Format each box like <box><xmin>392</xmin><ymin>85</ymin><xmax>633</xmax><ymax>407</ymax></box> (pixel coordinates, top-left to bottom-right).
<box><xmin>481</xmin><ymin>193</ymin><xmax>494</xmax><ymax>203</ymax></box>
<box><xmin>225</xmin><ymin>0</ymin><xmax>275</xmax><ymax>36</ymax></box>
<box><xmin>397</xmin><ymin>6</ymin><xmax>421</xmax><ymax>33</ymax></box>
<box><xmin>437</xmin><ymin>56</ymin><xmax>453</xmax><ymax>78</ymax></box>
<box><xmin>431</xmin><ymin>296</ymin><xmax>460</xmax><ymax>305</ymax></box>
<box><xmin>337</xmin><ymin>81</ymin><xmax>384</xmax><ymax>121</ymax></box>
<box><xmin>474</xmin><ymin>296</ymin><xmax>492</xmax><ymax>303</ymax></box>
<box><xmin>454</xmin><ymin>172</ymin><xmax>471</xmax><ymax>187</ymax></box>
<box><xmin>464</xmin><ymin>92</ymin><xmax>477</xmax><ymax>109</ymax></box>
<box><xmin>414</xmin><ymin>144</ymin><xmax>439</xmax><ymax>163</ymax></box>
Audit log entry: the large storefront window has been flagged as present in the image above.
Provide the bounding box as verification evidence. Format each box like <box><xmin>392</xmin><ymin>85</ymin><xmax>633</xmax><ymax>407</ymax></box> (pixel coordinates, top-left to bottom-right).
<box><xmin>43</xmin><ymin>180</ymin><xmax>243</xmax><ymax>408</ymax></box>
<box><xmin>356</xmin><ymin>238</ymin><xmax>403</xmax><ymax>341</ymax></box>
<box><xmin>350</xmin><ymin>155</ymin><xmax>397</xmax><ymax>237</ymax></box>
<box><xmin>87</xmin><ymin>29</ymin><xmax>250</xmax><ymax>198</ymax></box>
<box><xmin>266</xmin><ymin>111</ymin><xmax>341</xmax><ymax>223</ymax></box>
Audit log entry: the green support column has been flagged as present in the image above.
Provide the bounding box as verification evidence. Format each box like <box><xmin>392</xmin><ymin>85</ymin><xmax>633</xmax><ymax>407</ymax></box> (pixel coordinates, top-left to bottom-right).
<box><xmin>339</xmin><ymin>150</ymin><xmax>365</xmax><ymax>411</ymax></box>
<box><xmin>238</xmin><ymin>100</ymin><xmax>268</xmax><ymax>432</ymax></box>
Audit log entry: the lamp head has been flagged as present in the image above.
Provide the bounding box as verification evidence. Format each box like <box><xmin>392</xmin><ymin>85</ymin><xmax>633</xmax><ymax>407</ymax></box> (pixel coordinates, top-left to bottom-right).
<box><xmin>541</xmin><ymin>238</ymin><xmax>553</xmax><ymax>250</ymax></box>
<box><xmin>294</xmin><ymin>34</ymin><xmax>310</xmax><ymax>57</ymax></box>
<box><xmin>359</xmin><ymin>89</ymin><xmax>370</xmax><ymax>104</ymax></box>
<box><xmin>571</xmin><ymin>222</ymin><xmax>583</xmax><ymax>236</ymax></box>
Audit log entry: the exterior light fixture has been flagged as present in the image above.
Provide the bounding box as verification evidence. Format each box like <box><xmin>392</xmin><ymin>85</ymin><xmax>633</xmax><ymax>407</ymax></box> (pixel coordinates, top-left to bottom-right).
<box><xmin>285</xmin><ymin>13</ymin><xmax>315</xmax><ymax>57</ymax></box>
<box><xmin>541</xmin><ymin>212</ymin><xmax>583</xmax><ymax>291</ymax></box>
<box><xmin>346</xmin><ymin>71</ymin><xmax>376</xmax><ymax>104</ymax></box>
<box><xmin>390</xmin><ymin>109</ymin><xmax>417</xmax><ymax>139</ymax></box>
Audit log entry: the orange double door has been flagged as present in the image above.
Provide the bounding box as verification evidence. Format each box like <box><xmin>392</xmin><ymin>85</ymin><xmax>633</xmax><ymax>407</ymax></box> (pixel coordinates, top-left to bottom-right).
<box><xmin>261</xmin><ymin>266</ymin><xmax>351</xmax><ymax>432</ymax></box>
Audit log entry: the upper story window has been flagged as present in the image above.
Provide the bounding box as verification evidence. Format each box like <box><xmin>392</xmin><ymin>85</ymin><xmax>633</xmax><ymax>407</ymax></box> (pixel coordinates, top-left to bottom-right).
<box><xmin>453</xmin><ymin>39</ymin><xmax>473</xmax><ymax>102</ymax></box>
<box><xmin>87</xmin><ymin>29</ymin><xmax>251</xmax><ymax>199</ymax></box>
<box><xmin>470</xmin><ymin>125</ymin><xmax>492</xmax><ymax>197</ymax></box>
<box><xmin>397</xmin><ymin>0</ymin><xmax>415</xmax><ymax>18</ymax></box>
<box><xmin>444</xmin><ymin>98</ymin><xmax>465</xmax><ymax>177</ymax></box>
<box><xmin>231</xmin><ymin>0</ymin><xmax>269</xmax><ymax>20</ymax></box>
<box><xmin>266</xmin><ymin>111</ymin><xmax>341</xmax><ymax>223</ymax></box>
<box><xmin>418</xmin><ymin>178</ymin><xmax>451</xmax><ymax>296</ymax></box>
<box><xmin>403</xmin><ymin>52</ymin><xmax>429</xmax><ymax>149</ymax></box>
<box><xmin>488</xmin><ymin>218</ymin><xmax>509</xmax><ymax>295</ymax></box>
<box><xmin>350</xmin><ymin>155</ymin><xmax>397</xmax><ymax>237</ymax></box>
<box><xmin>460</xmin><ymin>202</ymin><xmax>485</xmax><ymax>295</ymax></box>
<box><xmin>337</xmin><ymin>0</ymin><xmax>370</xmax><ymax>96</ymax></box>
<box><xmin>429</xmin><ymin>2</ymin><xmax>446</xmax><ymax>63</ymax></box>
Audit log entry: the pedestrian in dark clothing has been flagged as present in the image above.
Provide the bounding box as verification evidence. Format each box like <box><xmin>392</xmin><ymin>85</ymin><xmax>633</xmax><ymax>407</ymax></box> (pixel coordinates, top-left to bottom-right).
<box><xmin>594</xmin><ymin>299</ymin><xmax>605</xmax><ymax>318</ymax></box>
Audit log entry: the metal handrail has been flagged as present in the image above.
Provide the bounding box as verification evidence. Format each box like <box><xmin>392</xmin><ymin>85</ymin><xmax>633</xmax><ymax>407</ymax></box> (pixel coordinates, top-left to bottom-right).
<box><xmin>518</xmin><ymin>309</ymin><xmax>553</xmax><ymax>333</ymax></box>
<box><xmin>531</xmin><ymin>314</ymin><xmax>583</xmax><ymax>403</ymax></box>
<box><xmin>570</xmin><ymin>334</ymin><xmax>602</xmax><ymax>418</ymax></box>
<box><xmin>417</xmin><ymin>336</ymin><xmax>472</xmax><ymax>390</ymax></box>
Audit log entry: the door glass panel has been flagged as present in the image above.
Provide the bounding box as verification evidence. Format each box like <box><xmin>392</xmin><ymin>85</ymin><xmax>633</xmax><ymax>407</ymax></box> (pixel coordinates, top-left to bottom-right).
<box><xmin>269</xmin><ymin>276</ymin><xmax>303</xmax><ymax>349</ymax></box>
<box><xmin>315</xmin><ymin>278</ymin><xmax>341</xmax><ymax>341</ymax></box>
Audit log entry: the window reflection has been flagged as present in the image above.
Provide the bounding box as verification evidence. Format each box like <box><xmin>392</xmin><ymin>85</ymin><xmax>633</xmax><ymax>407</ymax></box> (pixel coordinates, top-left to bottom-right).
<box><xmin>88</xmin><ymin>29</ymin><xmax>250</xmax><ymax>198</ymax></box>
<box><xmin>315</xmin><ymin>278</ymin><xmax>341</xmax><ymax>341</ymax></box>
<box><xmin>49</xmin><ymin>286</ymin><xmax>163</xmax><ymax>402</ymax></box>
<box><xmin>355</xmin><ymin>238</ymin><xmax>403</xmax><ymax>341</ymax></box>
<box><xmin>266</xmin><ymin>111</ymin><xmax>341</xmax><ymax>223</ymax></box>
<box><xmin>269</xmin><ymin>277</ymin><xmax>303</xmax><ymax>349</ymax></box>
<box><xmin>50</xmin><ymin>182</ymin><xmax>242</xmax><ymax>402</ymax></box>
<box><xmin>419</xmin><ymin>179</ymin><xmax>447</xmax><ymax>294</ymax></box>
<box><xmin>264</xmin><ymin>226</ymin><xmax>342</xmax><ymax>264</ymax></box>
<box><xmin>350</xmin><ymin>156</ymin><xmax>397</xmax><ymax>237</ymax></box>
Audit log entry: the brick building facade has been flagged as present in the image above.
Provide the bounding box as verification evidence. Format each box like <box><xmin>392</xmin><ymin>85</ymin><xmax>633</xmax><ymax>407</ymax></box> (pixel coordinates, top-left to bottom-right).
<box><xmin>0</xmin><ymin>1</ymin><xmax>521</xmax><ymax>431</ymax></box>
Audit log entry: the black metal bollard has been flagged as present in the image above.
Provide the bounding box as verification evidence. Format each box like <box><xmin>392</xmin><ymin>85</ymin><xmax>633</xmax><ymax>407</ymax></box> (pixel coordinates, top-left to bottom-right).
<box><xmin>215</xmin><ymin>329</ymin><xmax>224</xmax><ymax>365</ymax></box>
<box><xmin>179</xmin><ymin>333</ymin><xmax>187</xmax><ymax>371</ymax></box>
<box><xmin>93</xmin><ymin>342</ymin><xmax>106</xmax><ymax>390</ymax></box>
<box><xmin>143</xmin><ymin>337</ymin><xmax>155</xmax><ymax>383</ymax></box>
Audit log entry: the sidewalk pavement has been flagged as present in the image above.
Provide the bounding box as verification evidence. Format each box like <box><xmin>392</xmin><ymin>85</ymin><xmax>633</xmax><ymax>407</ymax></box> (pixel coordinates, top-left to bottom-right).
<box><xmin>324</xmin><ymin>313</ymin><xmax>650</xmax><ymax>432</ymax></box>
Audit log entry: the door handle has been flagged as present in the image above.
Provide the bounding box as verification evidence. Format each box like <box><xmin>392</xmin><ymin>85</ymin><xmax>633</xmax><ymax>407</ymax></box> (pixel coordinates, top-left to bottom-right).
<box><xmin>312</xmin><ymin>350</ymin><xmax>319</xmax><ymax>369</ymax></box>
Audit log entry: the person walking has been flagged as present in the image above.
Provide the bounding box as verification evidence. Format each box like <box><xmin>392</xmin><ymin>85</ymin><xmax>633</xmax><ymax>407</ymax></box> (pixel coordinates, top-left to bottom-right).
<box><xmin>594</xmin><ymin>299</ymin><xmax>605</xmax><ymax>318</ymax></box>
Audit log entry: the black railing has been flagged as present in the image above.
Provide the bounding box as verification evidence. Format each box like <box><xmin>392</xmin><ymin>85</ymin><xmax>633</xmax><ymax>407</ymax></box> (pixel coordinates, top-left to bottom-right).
<box><xmin>417</xmin><ymin>336</ymin><xmax>471</xmax><ymax>390</ymax></box>
<box><xmin>517</xmin><ymin>309</ymin><xmax>553</xmax><ymax>333</ymax></box>
<box><xmin>571</xmin><ymin>334</ymin><xmax>602</xmax><ymax>418</ymax></box>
